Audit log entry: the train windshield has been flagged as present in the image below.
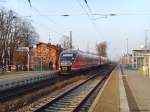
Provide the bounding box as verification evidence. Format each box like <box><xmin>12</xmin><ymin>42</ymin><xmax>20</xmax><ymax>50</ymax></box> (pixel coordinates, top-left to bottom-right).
<box><xmin>60</xmin><ymin>53</ymin><xmax>74</xmax><ymax>61</ymax></box>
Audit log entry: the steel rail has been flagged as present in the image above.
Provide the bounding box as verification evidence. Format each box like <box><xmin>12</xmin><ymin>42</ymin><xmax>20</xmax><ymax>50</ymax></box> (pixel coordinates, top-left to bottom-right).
<box><xmin>72</xmin><ymin>76</ymin><xmax>107</xmax><ymax>112</ymax></box>
<box><xmin>33</xmin><ymin>74</ymin><xmax>106</xmax><ymax>112</ymax></box>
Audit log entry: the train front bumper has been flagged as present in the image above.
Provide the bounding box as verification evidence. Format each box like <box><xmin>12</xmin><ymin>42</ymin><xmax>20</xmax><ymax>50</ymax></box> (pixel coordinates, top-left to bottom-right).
<box><xmin>61</xmin><ymin>66</ymin><xmax>71</xmax><ymax>71</ymax></box>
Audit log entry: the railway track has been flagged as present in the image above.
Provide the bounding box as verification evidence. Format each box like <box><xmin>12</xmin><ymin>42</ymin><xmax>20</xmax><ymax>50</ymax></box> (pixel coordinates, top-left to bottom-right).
<box><xmin>0</xmin><ymin>64</ymin><xmax>110</xmax><ymax>102</ymax></box>
<box><xmin>0</xmin><ymin>74</ymin><xmax>89</xmax><ymax>112</ymax></box>
<box><xmin>31</xmin><ymin>73</ymin><xmax>109</xmax><ymax>112</ymax></box>
<box><xmin>0</xmin><ymin>64</ymin><xmax>115</xmax><ymax>112</ymax></box>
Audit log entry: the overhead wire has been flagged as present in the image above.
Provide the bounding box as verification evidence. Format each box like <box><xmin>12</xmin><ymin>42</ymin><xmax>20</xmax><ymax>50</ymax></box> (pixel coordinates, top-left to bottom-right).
<box><xmin>20</xmin><ymin>1</ymin><xmax>150</xmax><ymax>41</ymax></box>
<box><xmin>22</xmin><ymin>0</ymin><xmax>68</xmax><ymax>37</ymax></box>
<box><xmin>31</xmin><ymin>6</ymin><xmax>57</xmax><ymax>25</ymax></box>
<box><xmin>112</xmin><ymin>12</ymin><xmax>150</xmax><ymax>16</ymax></box>
<box><xmin>76</xmin><ymin>0</ymin><xmax>104</xmax><ymax>37</ymax></box>
<box><xmin>83</xmin><ymin>0</ymin><xmax>93</xmax><ymax>15</ymax></box>
<box><xmin>27</xmin><ymin>13</ymin><xmax>86</xmax><ymax>17</ymax></box>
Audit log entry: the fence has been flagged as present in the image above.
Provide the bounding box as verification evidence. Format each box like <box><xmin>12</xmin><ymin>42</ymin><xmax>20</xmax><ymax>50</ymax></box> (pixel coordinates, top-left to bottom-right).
<box><xmin>0</xmin><ymin>64</ymin><xmax>56</xmax><ymax>73</ymax></box>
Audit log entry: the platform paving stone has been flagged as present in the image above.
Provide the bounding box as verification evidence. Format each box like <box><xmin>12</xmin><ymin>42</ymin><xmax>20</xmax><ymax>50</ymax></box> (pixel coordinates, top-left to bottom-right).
<box><xmin>123</xmin><ymin>69</ymin><xmax>150</xmax><ymax>112</ymax></box>
<box><xmin>90</xmin><ymin>67</ymin><xmax>120</xmax><ymax>112</ymax></box>
<box><xmin>90</xmin><ymin>66</ymin><xmax>150</xmax><ymax>112</ymax></box>
<box><xmin>0</xmin><ymin>70</ymin><xmax>58</xmax><ymax>80</ymax></box>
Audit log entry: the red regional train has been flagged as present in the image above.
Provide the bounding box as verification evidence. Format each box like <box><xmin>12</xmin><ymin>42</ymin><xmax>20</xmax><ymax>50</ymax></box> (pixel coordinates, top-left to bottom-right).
<box><xmin>59</xmin><ymin>49</ymin><xmax>108</xmax><ymax>74</ymax></box>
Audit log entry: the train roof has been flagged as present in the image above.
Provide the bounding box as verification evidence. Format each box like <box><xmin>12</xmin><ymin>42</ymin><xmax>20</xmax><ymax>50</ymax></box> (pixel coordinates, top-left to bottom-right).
<box><xmin>60</xmin><ymin>49</ymin><xmax>108</xmax><ymax>59</ymax></box>
<box><xmin>60</xmin><ymin>49</ymin><xmax>78</xmax><ymax>54</ymax></box>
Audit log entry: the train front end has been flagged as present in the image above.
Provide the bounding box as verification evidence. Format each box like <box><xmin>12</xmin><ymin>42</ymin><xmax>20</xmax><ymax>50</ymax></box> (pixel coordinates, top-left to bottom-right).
<box><xmin>59</xmin><ymin>51</ymin><xmax>75</xmax><ymax>74</ymax></box>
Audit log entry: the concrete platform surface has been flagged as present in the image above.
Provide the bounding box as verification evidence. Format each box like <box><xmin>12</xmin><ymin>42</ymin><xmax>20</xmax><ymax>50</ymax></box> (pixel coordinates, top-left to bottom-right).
<box><xmin>123</xmin><ymin>69</ymin><xmax>150</xmax><ymax>112</ymax></box>
<box><xmin>0</xmin><ymin>70</ymin><xmax>58</xmax><ymax>81</ymax></box>
<box><xmin>88</xmin><ymin>67</ymin><xmax>120</xmax><ymax>112</ymax></box>
<box><xmin>0</xmin><ymin>70</ymin><xmax>59</xmax><ymax>91</ymax></box>
<box><xmin>89</xmin><ymin>65</ymin><xmax>150</xmax><ymax>112</ymax></box>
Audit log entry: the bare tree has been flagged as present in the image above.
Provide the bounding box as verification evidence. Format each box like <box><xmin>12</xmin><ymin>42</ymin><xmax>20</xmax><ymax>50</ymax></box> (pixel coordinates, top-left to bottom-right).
<box><xmin>0</xmin><ymin>8</ymin><xmax>39</xmax><ymax>72</ymax></box>
<box><xmin>96</xmin><ymin>41</ymin><xmax>108</xmax><ymax>57</ymax></box>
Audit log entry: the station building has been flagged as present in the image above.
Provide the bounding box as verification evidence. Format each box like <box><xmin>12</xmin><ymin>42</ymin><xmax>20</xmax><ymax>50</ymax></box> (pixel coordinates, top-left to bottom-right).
<box><xmin>132</xmin><ymin>48</ymin><xmax>150</xmax><ymax>69</ymax></box>
<box><xmin>31</xmin><ymin>42</ymin><xmax>62</xmax><ymax>70</ymax></box>
<box><xmin>12</xmin><ymin>42</ymin><xmax>62</xmax><ymax>71</ymax></box>
<box><xmin>121</xmin><ymin>48</ymin><xmax>150</xmax><ymax>70</ymax></box>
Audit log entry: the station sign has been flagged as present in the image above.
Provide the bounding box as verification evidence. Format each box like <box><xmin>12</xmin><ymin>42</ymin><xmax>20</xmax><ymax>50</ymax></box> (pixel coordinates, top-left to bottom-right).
<box><xmin>27</xmin><ymin>51</ymin><xmax>32</xmax><ymax>56</ymax></box>
<box><xmin>16</xmin><ymin>47</ymin><xmax>24</xmax><ymax>51</ymax></box>
<box><xmin>16</xmin><ymin>47</ymin><xmax>29</xmax><ymax>51</ymax></box>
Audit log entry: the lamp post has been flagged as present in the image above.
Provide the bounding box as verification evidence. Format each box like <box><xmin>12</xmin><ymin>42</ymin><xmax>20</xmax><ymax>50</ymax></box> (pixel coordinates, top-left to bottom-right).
<box><xmin>27</xmin><ymin>48</ymin><xmax>30</xmax><ymax>72</ymax></box>
<box><xmin>126</xmin><ymin>38</ymin><xmax>128</xmax><ymax>55</ymax></box>
<box><xmin>40</xmin><ymin>56</ymin><xmax>43</xmax><ymax>72</ymax></box>
<box><xmin>145</xmin><ymin>29</ymin><xmax>148</xmax><ymax>49</ymax></box>
<box><xmin>126</xmin><ymin>38</ymin><xmax>129</xmax><ymax>67</ymax></box>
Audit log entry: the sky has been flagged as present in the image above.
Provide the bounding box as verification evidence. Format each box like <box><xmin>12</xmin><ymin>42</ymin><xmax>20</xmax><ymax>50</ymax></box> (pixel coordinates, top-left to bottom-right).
<box><xmin>1</xmin><ymin>0</ymin><xmax>150</xmax><ymax>60</ymax></box>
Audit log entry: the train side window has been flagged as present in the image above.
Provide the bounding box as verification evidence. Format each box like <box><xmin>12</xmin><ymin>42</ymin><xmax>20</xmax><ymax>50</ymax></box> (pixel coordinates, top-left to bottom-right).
<box><xmin>0</xmin><ymin>85</ymin><xmax>3</xmax><ymax>88</ymax></box>
<box><xmin>5</xmin><ymin>83</ymin><xmax>9</xmax><ymax>87</ymax></box>
<box><xmin>11</xmin><ymin>82</ymin><xmax>15</xmax><ymax>85</ymax></box>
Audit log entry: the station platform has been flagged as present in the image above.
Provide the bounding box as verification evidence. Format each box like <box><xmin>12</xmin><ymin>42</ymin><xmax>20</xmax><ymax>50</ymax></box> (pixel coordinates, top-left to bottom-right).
<box><xmin>0</xmin><ymin>70</ymin><xmax>59</xmax><ymax>81</ymax></box>
<box><xmin>0</xmin><ymin>70</ymin><xmax>59</xmax><ymax>91</ymax></box>
<box><xmin>89</xmin><ymin>65</ymin><xmax>150</xmax><ymax>112</ymax></box>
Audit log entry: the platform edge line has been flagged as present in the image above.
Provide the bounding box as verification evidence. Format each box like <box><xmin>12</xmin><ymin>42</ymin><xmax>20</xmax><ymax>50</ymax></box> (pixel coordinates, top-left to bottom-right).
<box><xmin>119</xmin><ymin>66</ymin><xmax>130</xmax><ymax>112</ymax></box>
